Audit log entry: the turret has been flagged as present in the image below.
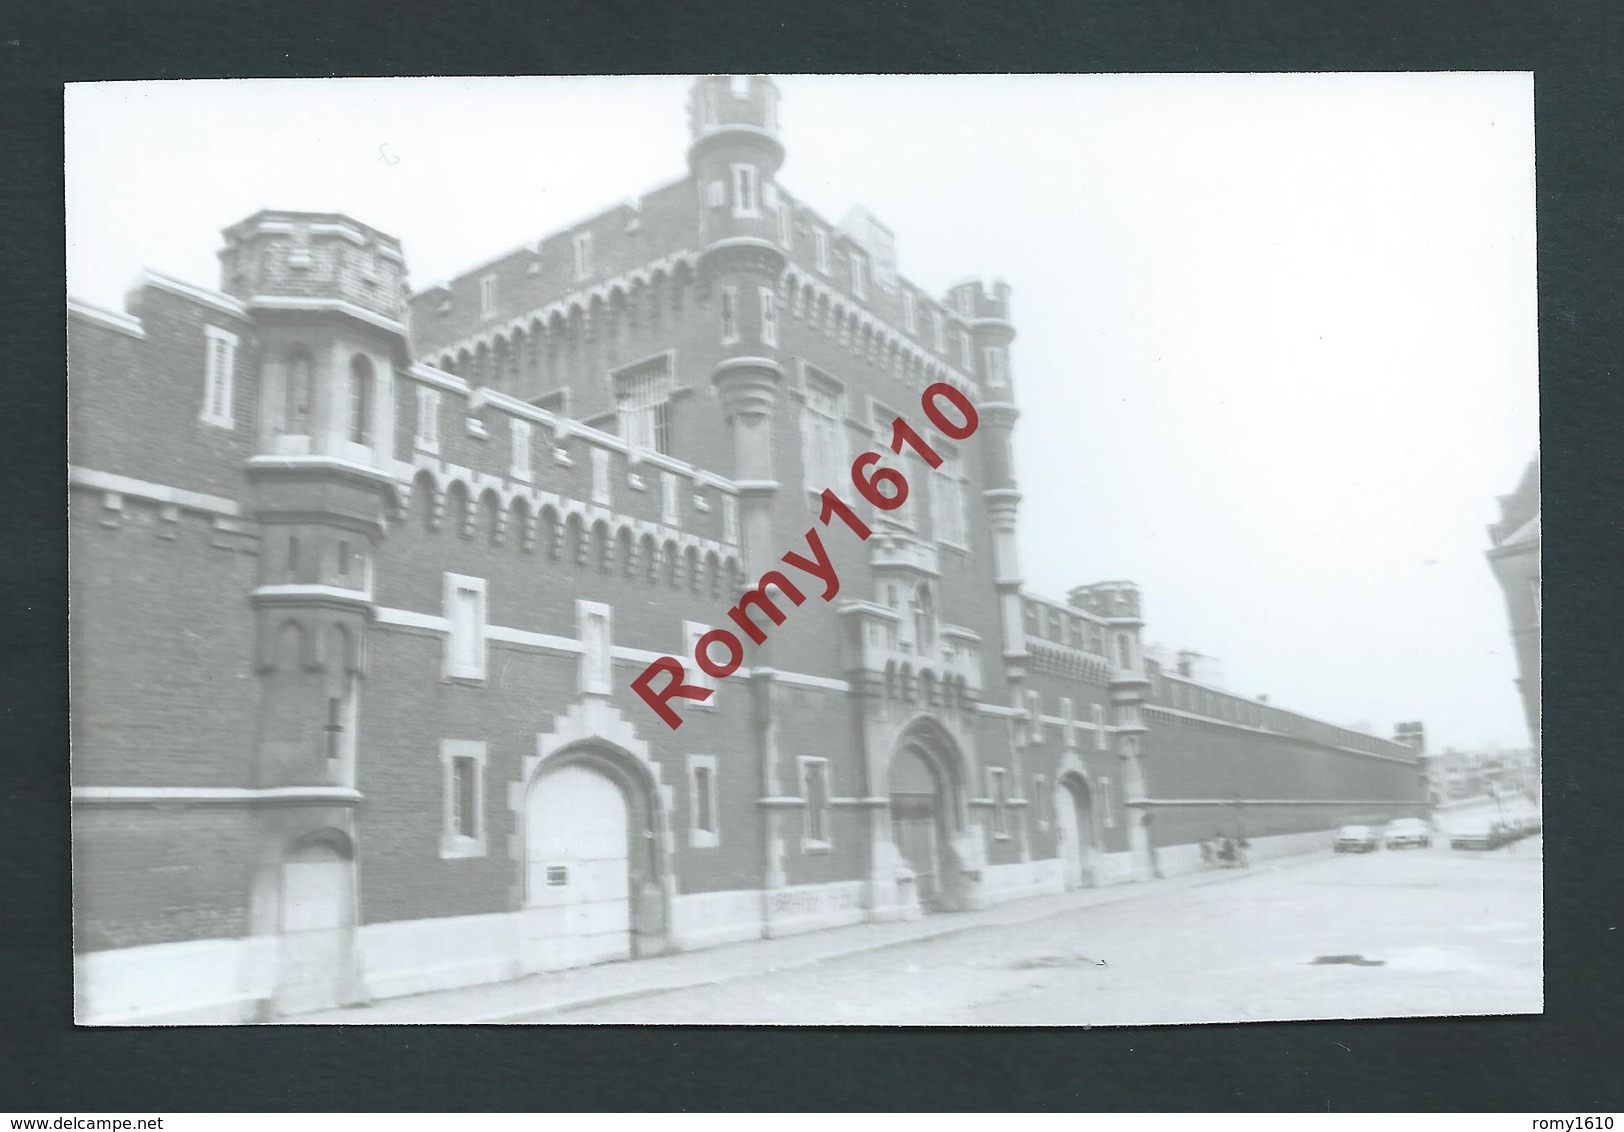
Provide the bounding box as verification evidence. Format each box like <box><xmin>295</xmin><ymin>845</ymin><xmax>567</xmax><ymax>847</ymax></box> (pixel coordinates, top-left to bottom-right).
<box><xmin>225</xmin><ymin>210</ymin><xmax>407</xmax><ymax>803</ymax></box>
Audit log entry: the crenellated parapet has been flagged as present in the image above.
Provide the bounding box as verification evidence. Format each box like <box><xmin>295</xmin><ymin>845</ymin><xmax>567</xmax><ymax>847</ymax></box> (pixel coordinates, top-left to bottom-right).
<box><xmin>221</xmin><ymin>210</ymin><xmax>408</xmax><ymax>329</ymax></box>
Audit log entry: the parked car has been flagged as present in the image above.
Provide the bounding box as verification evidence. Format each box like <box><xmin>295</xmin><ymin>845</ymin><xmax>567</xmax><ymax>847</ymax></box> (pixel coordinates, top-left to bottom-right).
<box><xmin>1450</xmin><ymin>820</ymin><xmax>1514</xmax><ymax>850</ymax></box>
<box><xmin>1383</xmin><ymin>818</ymin><xmax>1432</xmax><ymax>849</ymax></box>
<box><xmin>1333</xmin><ymin>824</ymin><xmax>1379</xmax><ymax>853</ymax></box>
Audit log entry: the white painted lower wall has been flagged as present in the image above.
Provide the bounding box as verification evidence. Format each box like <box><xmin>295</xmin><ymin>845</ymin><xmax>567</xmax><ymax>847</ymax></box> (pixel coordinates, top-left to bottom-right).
<box><xmin>979</xmin><ymin>858</ymin><xmax>1065</xmax><ymax>906</ymax></box>
<box><xmin>762</xmin><ymin>880</ymin><xmax>866</xmax><ymax>938</ymax></box>
<box><xmin>77</xmin><ymin>935</ymin><xmax>275</xmax><ymax>1026</ymax></box>
<box><xmin>79</xmin><ymin>827</ymin><xmax>1344</xmax><ymax>1024</ymax></box>
<box><xmin>670</xmin><ymin>889</ymin><xmax>764</xmax><ymax>950</ymax></box>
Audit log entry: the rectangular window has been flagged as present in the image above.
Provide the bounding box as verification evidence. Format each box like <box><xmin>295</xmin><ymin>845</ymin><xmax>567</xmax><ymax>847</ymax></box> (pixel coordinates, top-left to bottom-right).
<box><xmin>200</xmin><ymin>326</ymin><xmax>239</xmax><ymax>429</ymax></box>
<box><xmin>731</xmin><ymin>164</ymin><xmax>759</xmax><ymax>218</ymax></box>
<box><xmin>801</xmin><ymin>372</ymin><xmax>846</xmax><ymax>492</ymax></box>
<box><xmin>706</xmin><ymin>179</ymin><xmax>726</xmax><ymax>208</ymax></box>
<box><xmin>415</xmin><ymin>386</ymin><xmax>441</xmax><ymax>453</ymax></box>
<box><xmin>931</xmin><ymin>448</ymin><xmax>967</xmax><ymax>546</ymax></box>
<box><xmin>439</xmin><ymin>739</ymin><xmax>487</xmax><ymax>858</ymax></box>
<box><xmin>578</xmin><ymin>600</ymin><xmax>612</xmax><ymax>695</ymax></box>
<box><xmin>591</xmin><ymin>447</ymin><xmax>612</xmax><ymax>506</ymax></box>
<box><xmin>985</xmin><ymin>346</ymin><xmax>1009</xmax><ymax>387</ymax></box>
<box><xmin>573</xmin><ymin>232</ymin><xmax>593</xmax><ymax>281</ymax></box>
<box><xmin>480</xmin><ymin>274</ymin><xmax>497</xmax><ymax>319</ymax></box>
<box><xmin>902</xmin><ymin>290</ymin><xmax>917</xmax><ymax>335</ymax></box>
<box><xmin>702</xmin><ymin>85</ymin><xmax>719</xmax><ymax>127</ymax></box>
<box><xmin>614</xmin><ymin>354</ymin><xmax>674</xmax><ymax>455</ymax></box>
<box><xmin>453</xmin><ymin>756</ymin><xmax>478</xmax><ymax>836</ymax></box>
<box><xmin>1100</xmin><ymin>776</ymin><xmax>1116</xmax><ymax>828</ymax></box>
<box><xmin>1034</xmin><ymin>775</ymin><xmax>1050</xmax><ymax>831</ymax></box>
<box><xmin>777</xmin><ymin>201</ymin><xmax>793</xmax><ymax>249</ymax></box>
<box><xmin>872</xmin><ymin>402</ymin><xmax>923</xmax><ymax>532</ymax></box>
<box><xmin>510</xmin><ymin>419</ymin><xmax>532</xmax><ymax>482</ymax></box>
<box><xmin>801</xmin><ymin>758</ymin><xmax>830</xmax><ymax>847</ymax></box>
<box><xmin>683</xmin><ymin>620</ymin><xmax>717</xmax><ymax>698</ymax></box>
<box><xmin>759</xmin><ymin>286</ymin><xmax>778</xmax><ymax>346</ymax></box>
<box><xmin>851</xmin><ymin>254</ymin><xmax>868</xmax><ymax>300</ymax></box>
<box><xmin>1060</xmin><ymin>697</ymin><xmax>1076</xmax><ymax>747</ymax></box>
<box><xmin>688</xmin><ymin>754</ymin><xmax>719</xmax><ymax>847</ymax></box>
<box><xmin>990</xmin><ymin>769</ymin><xmax>1009</xmax><ymax>838</ymax></box>
<box><xmin>931</xmin><ymin>311</ymin><xmax>945</xmax><ymax>353</ymax></box>
<box><xmin>444</xmin><ymin>574</ymin><xmax>487</xmax><ymax>681</ymax></box>
<box><xmin>1093</xmin><ymin>704</ymin><xmax>1107</xmax><ymax>749</ymax></box>
<box><xmin>813</xmin><ymin>228</ymin><xmax>830</xmax><ymax>274</ymax></box>
<box><xmin>721</xmin><ymin>494</ymin><xmax>739</xmax><ymax>544</ymax></box>
<box><xmin>960</xmin><ymin>329</ymin><xmax>974</xmax><ymax>369</ymax></box>
<box><xmin>661</xmin><ymin>472</ymin><xmax>680</xmax><ymax>527</ymax></box>
<box><xmin>719</xmin><ymin>286</ymin><xmax>739</xmax><ymax>344</ymax></box>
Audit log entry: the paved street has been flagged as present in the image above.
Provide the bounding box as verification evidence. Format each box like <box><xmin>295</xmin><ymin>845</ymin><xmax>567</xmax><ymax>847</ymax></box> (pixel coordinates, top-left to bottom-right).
<box><xmin>541</xmin><ymin>833</ymin><xmax>1541</xmax><ymax>1026</ymax></box>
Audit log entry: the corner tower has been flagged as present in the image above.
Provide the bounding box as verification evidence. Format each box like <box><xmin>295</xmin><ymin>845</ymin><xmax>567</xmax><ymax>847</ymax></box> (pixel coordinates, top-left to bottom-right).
<box><xmin>223</xmin><ymin>213</ymin><xmax>410</xmax><ymax>1005</ymax></box>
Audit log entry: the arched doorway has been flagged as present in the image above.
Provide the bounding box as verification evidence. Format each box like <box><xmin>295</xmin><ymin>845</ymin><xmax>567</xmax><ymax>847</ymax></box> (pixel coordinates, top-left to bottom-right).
<box><xmin>1056</xmin><ymin>774</ymin><xmax>1098</xmax><ymax>889</ymax></box>
<box><xmin>276</xmin><ymin>833</ymin><xmax>355</xmax><ymax>1016</ymax></box>
<box><xmin>890</xmin><ymin>745</ymin><xmax>948</xmax><ymax>910</ymax></box>
<box><xmin>521</xmin><ymin>745</ymin><xmax>664</xmax><ymax>972</ymax></box>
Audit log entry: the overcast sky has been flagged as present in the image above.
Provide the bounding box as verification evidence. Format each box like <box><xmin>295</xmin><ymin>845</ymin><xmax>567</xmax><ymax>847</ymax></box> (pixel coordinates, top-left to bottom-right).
<box><xmin>66</xmin><ymin>73</ymin><xmax>1538</xmax><ymax>752</ymax></box>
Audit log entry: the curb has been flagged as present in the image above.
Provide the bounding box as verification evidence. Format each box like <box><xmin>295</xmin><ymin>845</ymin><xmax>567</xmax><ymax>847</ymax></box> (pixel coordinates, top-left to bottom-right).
<box><xmin>463</xmin><ymin>853</ymin><xmax>1339</xmax><ymax>1023</ymax></box>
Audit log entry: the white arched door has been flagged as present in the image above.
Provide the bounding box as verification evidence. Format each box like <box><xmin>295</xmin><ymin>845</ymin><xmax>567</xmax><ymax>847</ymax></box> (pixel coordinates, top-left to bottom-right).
<box><xmin>523</xmin><ymin>763</ymin><xmax>632</xmax><ymax>971</ymax></box>
<box><xmin>277</xmin><ymin>840</ymin><xmax>353</xmax><ymax>1015</ymax></box>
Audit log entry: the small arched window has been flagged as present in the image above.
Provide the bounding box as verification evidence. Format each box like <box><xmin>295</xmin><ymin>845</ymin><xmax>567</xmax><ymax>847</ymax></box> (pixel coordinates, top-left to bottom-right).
<box><xmin>285</xmin><ymin>347</ymin><xmax>313</xmax><ymax>435</ymax></box>
<box><xmin>348</xmin><ymin>355</ymin><xmax>374</xmax><ymax>446</ymax></box>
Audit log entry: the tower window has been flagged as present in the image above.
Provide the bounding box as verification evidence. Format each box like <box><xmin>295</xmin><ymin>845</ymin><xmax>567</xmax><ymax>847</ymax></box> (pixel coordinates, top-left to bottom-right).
<box><xmin>960</xmin><ymin>329</ymin><xmax>974</xmax><ymax>368</ymax></box>
<box><xmin>931</xmin><ymin>311</ymin><xmax>945</xmax><ymax>353</ymax></box>
<box><xmin>813</xmin><ymin>228</ymin><xmax>830</xmax><ymax>275</ymax></box>
<box><xmin>851</xmin><ymin>254</ymin><xmax>868</xmax><ymax>300</ymax></box>
<box><xmin>479</xmin><ymin>274</ymin><xmax>497</xmax><ymax>319</ymax></box>
<box><xmin>985</xmin><ymin>346</ymin><xmax>1009</xmax><ymax>387</ymax></box>
<box><xmin>284</xmin><ymin>348</ymin><xmax>313</xmax><ymax>435</ymax></box>
<box><xmin>702</xmin><ymin>85</ymin><xmax>719</xmax><ymax>127</ymax></box>
<box><xmin>777</xmin><ymin>200</ymin><xmax>794</xmax><ymax>249</ymax></box>
<box><xmin>902</xmin><ymin>291</ymin><xmax>917</xmax><ymax>335</ymax></box>
<box><xmin>325</xmin><ymin>696</ymin><xmax>345</xmax><ymax>760</ymax></box>
<box><xmin>758</xmin><ymin>286</ymin><xmax>778</xmax><ymax>346</ymax></box>
<box><xmin>719</xmin><ymin>286</ymin><xmax>739</xmax><ymax>344</ymax></box>
<box><xmin>347</xmin><ymin>355</ymin><xmax>374</xmax><ymax>446</ymax></box>
<box><xmin>729</xmin><ymin>75</ymin><xmax>749</xmax><ymax>99</ymax></box>
<box><xmin>200</xmin><ymin>326</ymin><xmax>239</xmax><ymax>429</ymax></box>
<box><xmin>731</xmin><ymin>164</ymin><xmax>758</xmax><ymax>218</ymax></box>
<box><xmin>573</xmin><ymin>232</ymin><xmax>593</xmax><ymax>281</ymax></box>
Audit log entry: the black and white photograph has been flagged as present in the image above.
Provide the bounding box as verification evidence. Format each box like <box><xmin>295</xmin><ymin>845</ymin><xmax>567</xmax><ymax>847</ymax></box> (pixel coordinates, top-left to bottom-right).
<box><xmin>65</xmin><ymin>72</ymin><xmax>1540</xmax><ymax>1027</ymax></box>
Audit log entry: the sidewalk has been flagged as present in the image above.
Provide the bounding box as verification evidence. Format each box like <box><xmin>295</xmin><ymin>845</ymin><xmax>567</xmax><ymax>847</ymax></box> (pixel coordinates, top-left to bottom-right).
<box><xmin>290</xmin><ymin>850</ymin><xmax>1331</xmax><ymax>1025</ymax></box>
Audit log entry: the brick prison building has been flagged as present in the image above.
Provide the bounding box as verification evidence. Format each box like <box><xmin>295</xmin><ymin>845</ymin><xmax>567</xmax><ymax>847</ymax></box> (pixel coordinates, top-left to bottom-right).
<box><xmin>69</xmin><ymin>76</ymin><xmax>1426</xmax><ymax>1023</ymax></box>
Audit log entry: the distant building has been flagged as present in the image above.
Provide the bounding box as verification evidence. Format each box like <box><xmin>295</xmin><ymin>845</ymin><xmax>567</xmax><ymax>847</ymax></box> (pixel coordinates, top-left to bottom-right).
<box><xmin>68</xmin><ymin>75</ymin><xmax>1426</xmax><ymax>1023</ymax></box>
<box><xmin>1486</xmin><ymin>459</ymin><xmax>1540</xmax><ymax>754</ymax></box>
